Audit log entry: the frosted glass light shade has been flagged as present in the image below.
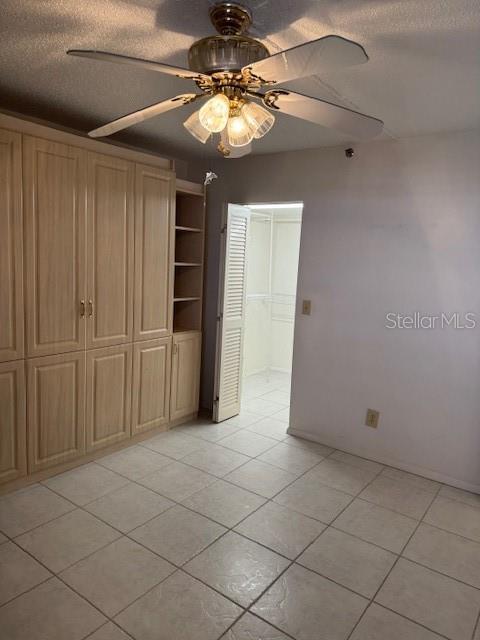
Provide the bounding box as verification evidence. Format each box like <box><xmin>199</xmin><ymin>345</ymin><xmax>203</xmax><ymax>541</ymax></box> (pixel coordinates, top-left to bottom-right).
<box><xmin>220</xmin><ymin>129</ymin><xmax>252</xmax><ymax>158</ymax></box>
<box><xmin>183</xmin><ymin>110</ymin><xmax>211</xmax><ymax>143</ymax></box>
<box><xmin>227</xmin><ymin>112</ymin><xmax>254</xmax><ymax>147</ymax></box>
<box><xmin>198</xmin><ymin>94</ymin><xmax>229</xmax><ymax>133</ymax></box>
<box><xmin>242</xmin><ymin>101</ymin><xmax>275</xmax><ymax>139</ymax></box>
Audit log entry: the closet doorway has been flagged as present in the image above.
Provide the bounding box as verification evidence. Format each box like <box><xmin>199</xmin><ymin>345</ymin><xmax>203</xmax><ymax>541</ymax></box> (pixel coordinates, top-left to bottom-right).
<box><xmin>214</xmin><ymin>202</ymin><xmax>303</xmax><ymax>424</ymax></box>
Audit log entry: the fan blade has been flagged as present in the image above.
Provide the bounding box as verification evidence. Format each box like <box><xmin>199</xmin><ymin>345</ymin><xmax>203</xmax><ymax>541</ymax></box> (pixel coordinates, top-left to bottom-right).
<box><xmin>262</xmin><ymin>90</ymin><xmax>383</xmax><ymax>139</ymax></box>
<box><xmin>68</xmin><ymin>49</ymin><xmax>211</xmax><ymax>83</ymax></box>
<box><xmin>89</xmin><ymin>94</ymin><xmax>202</xmax><ymax>138</ymax></box>
<box><xmin>244</xmin><ymin>35</ymin><xmax>368</xmax><ymax>85</ymax></box>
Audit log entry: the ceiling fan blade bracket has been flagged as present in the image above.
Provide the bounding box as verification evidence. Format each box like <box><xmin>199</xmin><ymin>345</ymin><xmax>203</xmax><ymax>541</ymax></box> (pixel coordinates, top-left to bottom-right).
<box><xmin>262</xmin><ymin>90</ymin><xmax>290</xmax><ymax>110</ymax></box>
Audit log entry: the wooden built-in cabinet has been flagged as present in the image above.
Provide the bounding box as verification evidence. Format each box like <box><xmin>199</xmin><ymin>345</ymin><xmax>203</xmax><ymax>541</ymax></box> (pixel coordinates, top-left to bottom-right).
<box><xmin>0</xmin><ymin>129</ymin><xmax>24</xmax><ymax>363</ymax></box>
<box><xmin>0</xmin><ymin>360</ymin><xmax>26</xmax><ymax>483</ymax></box>
<box><xmin>170</xmin><ymin>331</ymin><xmax>201</xmax><ymax>421</ymax></box>
<box><xmin>86</xmin><ymin>344</ymin><xmax>132</xmax><ymax>451</ymax></box>
<box><xmin>0</xmin><ymin>117</ymin><xmax>205</xmax><ymax>490</ymax></box>
<box><xmin>27</xmin><ymin>352</ymin><xmax>86</xmax><ymax>473</ymax></box>
<box><xmin>132</xmin><ymin>338</ymin><xmax>172</xmax><ymax>434</ymax></box>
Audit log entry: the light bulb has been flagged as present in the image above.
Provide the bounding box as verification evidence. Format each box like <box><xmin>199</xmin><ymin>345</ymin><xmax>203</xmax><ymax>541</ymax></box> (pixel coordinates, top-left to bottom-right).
<box><xmin>183</xmin><ymin>110</ymin><xmax>211</xmax><ymax>143</ymax></box>
<box><xmin>198</xmin><ymin>94</ymin><xmax>229</xmax><ymax>133</ymax></box>
<box><xmin>227</xmin><ymin>112</ymin><xmax>254</xmax><ymax>147</ymax></box>
<box><xmin>242</xmin><ymin>101</ymin><xmax>275</xmax><ymax>139</ymax></box>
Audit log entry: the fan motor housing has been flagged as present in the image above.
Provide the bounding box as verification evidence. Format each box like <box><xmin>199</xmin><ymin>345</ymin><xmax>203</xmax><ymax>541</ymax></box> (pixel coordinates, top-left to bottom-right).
<box><xmin>188</xmin><ymin>35</ymin><xmax>269</xmax><ymax>74</ymax></box>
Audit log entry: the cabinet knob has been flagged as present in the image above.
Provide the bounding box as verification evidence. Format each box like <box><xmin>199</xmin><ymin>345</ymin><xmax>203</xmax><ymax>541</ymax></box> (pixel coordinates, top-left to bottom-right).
<box><xmin>88</xmin><ymin>299</ymin><xmax>94</xmax><ymax>317</ymax></box>
<box><xmin>80</xmin><ymin>300</ymin><xmax>85</xmax><ymax>317</ymax></box>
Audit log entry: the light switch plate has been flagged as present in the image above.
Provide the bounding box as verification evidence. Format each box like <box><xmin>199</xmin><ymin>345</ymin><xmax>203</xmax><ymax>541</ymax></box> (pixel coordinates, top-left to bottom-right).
<box><xmin>365</xmin><ymin>409</ymin><xmax>380</xmax><ymax>428</ymax></box>
<box><xmin>302</xmin><ymin>299</ymin><xmax>312</xmax><ymax>315</ymax></box>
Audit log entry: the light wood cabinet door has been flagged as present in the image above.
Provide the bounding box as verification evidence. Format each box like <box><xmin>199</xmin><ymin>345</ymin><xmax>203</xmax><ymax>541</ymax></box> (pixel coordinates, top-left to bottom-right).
<box><xmin>0</xmin><ymin>360</ymin><xmax>26</xmax><ymax>484</ymax></box>
<box><xmin>134</xmin><ymin>164</ymin><xmax>174</xmax><ymax>341</ymax></box>
<box><xmin>87</xmin><ymin>152</ymin><xmax>134</xmax><ymax>348</ymax></box>
<box><xmin>132</xmin><ymin>338</ymin><xmax>171</xmax><ymax>435</ymax></box>
<box><xmin>24</xmin><ymin>136</ymin><xmax>87</xmax><ymax>357</ymax></box>
<box><xmin>27</xmin><ymin>352</ymin><xmax>86</xmax><ymax>473</ymax></box>
<box><xmin>170</xmin><ymin>331</ymin><xmax>201</xmax><ymax>421</ymax></box>
<box><xmin>86</xmin><ymin>344</ymin><xmax>132</xmax><ymax>451</ymax></box>
<box><xmin>0</xmin><ymin>129</ymin><xmax>24</xmax><ymax>363</ymax></box>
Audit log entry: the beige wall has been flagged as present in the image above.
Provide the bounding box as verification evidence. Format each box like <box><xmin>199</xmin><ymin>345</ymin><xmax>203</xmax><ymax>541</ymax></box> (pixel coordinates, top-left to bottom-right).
<box><xmin>203</xmin><ymin>129</ymin><xmax>480</xmax><ymax>492</ymax></box>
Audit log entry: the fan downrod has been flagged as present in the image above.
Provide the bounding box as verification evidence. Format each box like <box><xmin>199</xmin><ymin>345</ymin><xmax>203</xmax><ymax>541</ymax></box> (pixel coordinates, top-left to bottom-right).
<box><xmin>209</xmin><ymin>2</ymin><xmax>252</xmax><ymax>35</ymax></box>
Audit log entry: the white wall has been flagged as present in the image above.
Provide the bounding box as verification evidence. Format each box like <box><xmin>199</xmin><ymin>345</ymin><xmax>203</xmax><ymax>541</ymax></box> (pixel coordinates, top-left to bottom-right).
<box><xmin>203</xmin><ymin>129</ymin><xmax>480</xmax><ymax>492</ymax></box>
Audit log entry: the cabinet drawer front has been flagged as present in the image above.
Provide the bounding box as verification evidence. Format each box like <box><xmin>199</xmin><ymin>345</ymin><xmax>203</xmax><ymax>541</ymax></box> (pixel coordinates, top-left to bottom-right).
<box><xmin>134</xmin><ymin>165</ymin><xmax>174</xmax><ymax>340</ymax></box>
<box><xmin>0</xmin><ymin>360</ymin><xmax>26</xmax><ymax>483</ymax></box>
<box><xmin>132</xmin><ymin>338</ymin><xmax>171</xmax><ymax>434</ymax></box>
<box><xmin>24</xmin><ymin>136</ymin><xmax>87</xmax><ymax>357</ymax></box>
<box><xmin>87</xmin><ymin>153</ymin><xmax>134</xmax><ymax>348</ymax></box>
<box><xmin>86</xmin><ymin>344</ymin><xmax>132</xmax><ymax>451</ymax></box>
<box><xmin>0</xmin><ymin>129</ymin><xmax>24</xmax><ymax>362</ymax></box>
<box><xmin>27</xmin><ymin>352</ymin><xmax>86</xmax><ymax>473</ymax></box>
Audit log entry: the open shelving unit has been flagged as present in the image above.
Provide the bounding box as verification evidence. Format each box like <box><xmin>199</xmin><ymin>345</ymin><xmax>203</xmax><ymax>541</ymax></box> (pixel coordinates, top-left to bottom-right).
<box><xmin>173</xmin><ymin>180</ymin><xmax>206</xmax><ymax>333</ymax></box>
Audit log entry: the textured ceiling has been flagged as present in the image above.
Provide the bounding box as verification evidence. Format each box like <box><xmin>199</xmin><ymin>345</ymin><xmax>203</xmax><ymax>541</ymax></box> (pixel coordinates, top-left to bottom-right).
<box><xmin>1</xmin><ymin>0</ymin><xmax>479</xmax><ymax>161</ymax></box>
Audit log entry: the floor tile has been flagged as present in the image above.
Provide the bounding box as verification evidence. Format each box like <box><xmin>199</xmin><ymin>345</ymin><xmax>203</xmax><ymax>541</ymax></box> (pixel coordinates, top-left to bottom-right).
<box><xmin>282</xmin><ymin>434</ymin><xmax>333</xmax><ymax>456</ymax></box>
<box><xmin>115</xmin><ymin>571</ymin><xmax>241</xmax><ymax>640</ymax></box>
<box><xmin>359</xmin><ymin>475</ymin><xmax>434</xmax><ymax>519</ymax></box>
<box><xmin>298</xmin><ymin>528</ymin><xmax>396</xmax><ymax>598</ymax></box>
<box><xmin>308</xmin><ymin>459</ymin><xmax>378</xmax><ymax>496</ymax></box>
<box><xmin>225</xmin><ymin>459</ymin><xmax>296</xmax><ymax>498</ymax></box>
<box><xmin>87</xmin><ymin>622</ymin><xmax>133</xmax><ymax>640</ymax></box>
<box><xmin>0</xmin><ymin>542</ymin><xmax>51</xmax><ymax>605</ymax></box>
<box><xmin>98</xmin><ymin>445</ymin><xmax>172</xmax><ymax>481</ymax></box>
<box><xmin>243</xmin><ymin>398</ymin><xmax>284</xmax><ymax>416</ymax></box>
<box><xmin>424</xmin><ymin>496</ymin><xmax>480</xmax><ymax>542</ymax></box>
<box><xmin>404</xmin><ymin>523</ymin><xmax>480</xmax><ymax>588</ymax></box>
<box><xmin>438</xmin><ymin>485</ymin><xmax>480</xmax><ymax>510</ymax></box>
<box><xmin>184</xmin><ymin>531</ymin><xmax>289</xmax><ymax>607</ymax></box>
<box><xmin>259</xmin><ymin>390</ymin><xmax>291</xmax><ymax>406</ymax></box>
<box><xmin>0</xmin><ymin>484</ymin><xmax>73</xmax><ymax>537</ymax></box>
<box><xmin>274</xmin><ymin>473</ymin><xmax>352</xmax><ymax>522</ymax></box>
<box><xmin>16</xmin><ymin>509</ymin><xmax>120</xmax><ymax>573</ymax></box>
<box><xmin>246</xmin><ymin>417</ymin><xmax>289</xmax><ymax>441</ymax></box>
<box><xmin>257</xmin><ymin>442</ymin><xmax>323</xmax><ymax>476</ymax></box>
<box><xmin>130</xmin><ymin>505</ymin><xmax>226</xmax><ymax>566</ymax></box>
<box><xmin>178</xmin><ymin>420</ymin><xmax>241</xmax><ymax>442</ymax></box>
<box><xmin>181</xmin><ymin>480</ymin><xmax>266</xmax><ymax>527</ymax></box>
<box><xmin>0</xmin><ymin>532</ymin><xmax>7</xmax><ymax>544</ymax></box>
<box><xmin>43</xmin><ymin>463</ymin><xmax>129</xmax><ymax>506</ymax></box>
<box><xmin>140</xmin><ymin>430</ymin><xmax>208</xmax><ymax>459</ymax></box>
<box><xmin>138</xmin><ymin>461</ymin><xmax>216</xmax><ymax>502</ymax></box>
<box><xmin>85</xmin><ymin>482</ymin><xmax>173</xmax><ymax>533</ymax></box>
<box><xmin>350</xmin><ymin>603</ymin><xmax>443</xmax><ymax>640</ymax></box>
<box><xmin>330</xmin><ymin>451</ymin><xmax>384</xmax><ymax>474</ymax></box>
<box><xmin>235</xmin><ymin>501</ymin><xmax>325</xmax><ymax>559</ymax></box>
<box><xmin>60</xmin><ymin>537</ymin><xmax>175</xmax><ymax>617</ymax></box>
<box><xmin>222</xmin><ymin>612</ymin><xmax>291</xmax><ymax>639</ymax></box>
<box><xmin>333</xmin><ymin>498</ymin><xmax>417</xmax><ymax>553</ymax></box>
<box><xmin>181</xmin><ymin>444</ymin><xmax>250</xmax><ymax>477</ymax></box>
<box><xmin>376</xmin><ymin>558</ymin><xmax>480</xmax><ymax>640</ymax></box>
<box><xmin>222</xmin><ymin>412</ymin><xmax>263</xmax><ymax>428</ymax></box>
<box><xmin>272</xmin><ymin>407</ymin><xmax>290</xmax><ymax>423</ymax></box>
<box><xmin>252</xmin><ymin>563</ymin><xmax>368</xmax><ymax>640</ymax></box>
<box><xmin>219</xmin><ymin>430</ymin><xmax>278</xmax><ymax>457</ymax></box>
<box><xmin>380</xmin><ymin>467</ymin><xmax>440</xmax><ymax>493</ymax></box>
<box><xmin>475</xmin><ymin>622</ymin><xmax>480</xmax><ymax>640</ymax></box>
<box><xmin>0</xmin><ymin>577</ymin><xmax>106</xmax><ymax>640</ymax></box>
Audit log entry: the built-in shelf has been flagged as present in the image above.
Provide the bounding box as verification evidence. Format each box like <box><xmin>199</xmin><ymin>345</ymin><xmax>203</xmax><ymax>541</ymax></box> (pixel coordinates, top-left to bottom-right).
<box><xmin>175</xmin><ymin>262</ymin><xmax>202</xmax><ymax>267</ymax></box>
<box><xmin>174</xmin><ymin>297</ymin><xmax>201</xmax><ymax>302</ymax></box>
<box><xmin>175</xmin><ymin>225</ymin><xmax>202</xmax><ymax>233</ymax></box>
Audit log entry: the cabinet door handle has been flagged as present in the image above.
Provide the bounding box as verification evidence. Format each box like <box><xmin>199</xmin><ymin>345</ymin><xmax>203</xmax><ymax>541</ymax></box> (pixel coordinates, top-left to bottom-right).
<box><xmin>88</xmin><ymin>299</ymin><xmax>94</xmax><ymax>317</ymax></box>
<box><xmin>80</xmin><ymin>300</ymin><xmax>86</xmax><ymax>317</ymax></box>
<box><xmin>173</xmin><ymin>343</ymin><xmax>178</xmax><ymax>355</ymax></box>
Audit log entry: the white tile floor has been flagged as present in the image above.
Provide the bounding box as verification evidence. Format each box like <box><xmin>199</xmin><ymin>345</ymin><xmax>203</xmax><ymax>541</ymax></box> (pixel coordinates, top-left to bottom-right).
<box><xmin>1</xmin><ymin>370</ymin><xmax>480</xmax><ymax>639</ymax></box>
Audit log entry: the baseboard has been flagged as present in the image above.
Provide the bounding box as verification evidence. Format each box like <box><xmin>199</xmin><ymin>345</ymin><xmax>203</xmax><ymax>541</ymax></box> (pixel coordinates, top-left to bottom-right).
<box><xmin>287</xmin><ymin>426</ymin><xmax>480</xmax><ymax>495</ymax></box>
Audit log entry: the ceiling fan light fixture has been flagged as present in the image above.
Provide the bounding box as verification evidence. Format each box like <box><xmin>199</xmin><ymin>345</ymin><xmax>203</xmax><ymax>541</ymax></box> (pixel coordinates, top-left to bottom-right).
<box><xmin>227</xmin><ymin>109</ymin><xmax>254</xmax><ymax>147</ymax></box>
<box><xmin>198</xmin><ymin>93</ymin><xmax>230</xmax><ymax>133</ymax></box>
<box><xmin>242</xmin><ymin>101</ymin><xmax>275</xmax><ymax>139</ymax></box>
<box><xmin>183</xmin><ymin>110</ymin><xmax>211</xmax><ymax>143</ymax></box>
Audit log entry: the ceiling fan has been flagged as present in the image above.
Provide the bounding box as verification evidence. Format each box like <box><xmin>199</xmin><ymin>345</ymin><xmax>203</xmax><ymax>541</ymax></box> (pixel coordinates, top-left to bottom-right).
<box><xmin>68</xmin><ymin>2</ymin><xmax>383</xmax><ymax>158</ymax></box>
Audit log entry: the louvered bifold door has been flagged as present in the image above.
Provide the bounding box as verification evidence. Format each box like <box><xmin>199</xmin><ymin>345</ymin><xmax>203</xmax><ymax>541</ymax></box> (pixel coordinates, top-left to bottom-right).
<box><xmin>213</xmin><ymin>205</ymin><xmax>250</xmax><ymax>422</ymax></box>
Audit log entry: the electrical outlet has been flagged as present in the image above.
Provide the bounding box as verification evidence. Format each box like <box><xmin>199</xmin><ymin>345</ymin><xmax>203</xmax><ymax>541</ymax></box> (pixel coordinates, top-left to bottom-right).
<box><xmin>365</xmin><ymin>408</ymin><xmax>380</xmax><ymax>428</ymax></box>
<box><xmin>302</xmin><ymin>299</ymin><xmax>311</xmax><ymax>315</ymax></box>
